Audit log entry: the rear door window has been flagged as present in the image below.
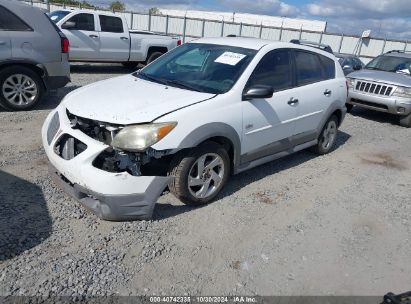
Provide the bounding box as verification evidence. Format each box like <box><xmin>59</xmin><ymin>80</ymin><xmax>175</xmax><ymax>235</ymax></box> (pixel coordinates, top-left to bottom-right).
<box><xmin>0</xmin><ymin>5</ymin><xmax>32</xmax><ymax>31</ymax></box>
<box><xmin>247</xmin><ymin>49</ymin><xmax>293</xmax><ymax>92</ymax></box>
<box><xmin>294</xmin><ymin>51</ymin><xmax>328</xmax><ymax>86</ymax></box>
<box><xmin>99</xmin><ymin>15</ymin><xmax>123</xmax><ymax>33</ymax></box>
<box><xmin>64</xmin><ymin>13</ymin><xmax>95</xmax><ymax>31</ymax></box>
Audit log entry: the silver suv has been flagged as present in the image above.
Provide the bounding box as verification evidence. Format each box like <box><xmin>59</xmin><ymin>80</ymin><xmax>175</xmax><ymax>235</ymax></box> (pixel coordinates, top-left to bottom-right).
<box><xmin>0</xmin><ymin>0</ymin><xmax>70</xmax><ymax>110</ymax></box>
<box><xmin>347</xmin><ymin>50</ymin><xmax>411</xmax><ymax>127</ymax></box>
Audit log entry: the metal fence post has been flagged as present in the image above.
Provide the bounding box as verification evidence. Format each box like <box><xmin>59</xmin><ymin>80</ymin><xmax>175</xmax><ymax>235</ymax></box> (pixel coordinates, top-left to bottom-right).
<box><xmin>130</xmin><ymin>12</ymin><xmax>134</xmax><ymax>29</ymax></box>
<box><xmin>46</xmin><ymin>0</ymin><xmax>50</xmax><ymax>12</ymax></box>
<box><xmin>239</xmin><ymin>22</ymin><xmax>243</xmax><ymax>37</ymax></box>
<box><xmin>299</xmin><ymin>26</ymin><xmax>302</xmax><ymax>40</ymax></box>
<box><xmin>319</xmin><ymin>32</ymin><xmax>323</xmax><ymax>44</ymax></box>
<box><xmin>381</xmin><ymin>38</ymin><xmax>387</xmax><ymax>54</ymax></box>
<box><xmin>165</xmin><ymin>15</ymin><xmax>169</xmax><ymax>35</ymax></box>
<box><xmin>259</xmin><ymin>23</ymin><xmax>263</xmax><ymax>38</ymax></box>
<box><xmin>403</xmin><ymin>41</ymin><xmax>408</xmax><ymax>52</ymax></box>
<box><xmin>182</xmin><ymin>16</ymin><xmax>187</xmax><ymax>42</ymax></box>
<box><xmin>279</xmin><ymin>26</ymin><xmax>283</xmax><ymax>41</ymax></box>
<box><xmin>148</xmin><ymin>13</ymin><xmax>151</xmax><ymax>31</ymax></box>
<box><xmin>201</xmin><ymin>19</ymin><xmax>205</xmax><ymax>37</ymax></box>
<box><xmin>221</xmin><ymin>20</ymin><xmax>225</xmax><ymax>37</ymax></box>
<box><xmin>338</xmin><ymin>33</ymin><xmax>344</xmax><ymax>53</ymax></box>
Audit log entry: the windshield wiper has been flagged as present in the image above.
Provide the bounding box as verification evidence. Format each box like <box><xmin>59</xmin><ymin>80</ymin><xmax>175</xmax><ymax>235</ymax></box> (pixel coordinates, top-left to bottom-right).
<box><xmin>163</xmin><ymin>79</ymin><xmax>204</xmax><ymax>92</ymax></box>
<box><xmin>365</xmin><ymin>67</ymin><xmax>383</xmax><ymax>71</ymax></box>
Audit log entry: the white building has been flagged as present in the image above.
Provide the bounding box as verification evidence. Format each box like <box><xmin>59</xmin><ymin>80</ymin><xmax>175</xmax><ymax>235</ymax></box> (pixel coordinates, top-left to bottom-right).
<box><xmin>159</xmin><ymin>9</ymin><xmax>327</xmax><ymax>32</ymax></box>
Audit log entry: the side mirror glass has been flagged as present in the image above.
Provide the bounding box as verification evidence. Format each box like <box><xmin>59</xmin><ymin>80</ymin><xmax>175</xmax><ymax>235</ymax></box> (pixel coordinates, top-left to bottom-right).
<box><xmin>242</xmin><ymin>85</ymin><xmax>274</xmax><ymax>101</ymax></box>
<box><xmin>62</xmin><ymin>21</ymin><xmax>76</xmax><ymax>30</ymax></box>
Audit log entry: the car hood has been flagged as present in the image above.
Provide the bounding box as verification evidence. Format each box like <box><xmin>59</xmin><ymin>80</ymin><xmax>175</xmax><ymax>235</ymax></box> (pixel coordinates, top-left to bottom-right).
<box><xmin>348</xmin><ymin>69</ymin><xmax>411</xmax><ymax>87</ymax></box>
<box><xmin>64</xmin><ymin>74</ymin><xmax>215</xmax><ymax>124</ymax></box>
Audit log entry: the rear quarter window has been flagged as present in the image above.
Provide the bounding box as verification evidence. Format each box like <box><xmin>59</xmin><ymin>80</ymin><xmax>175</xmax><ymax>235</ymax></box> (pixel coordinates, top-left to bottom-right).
<box><xmin>0</xmin><ymin>5</ymin><xmax>32</xmax><ymax>31</ymax></box>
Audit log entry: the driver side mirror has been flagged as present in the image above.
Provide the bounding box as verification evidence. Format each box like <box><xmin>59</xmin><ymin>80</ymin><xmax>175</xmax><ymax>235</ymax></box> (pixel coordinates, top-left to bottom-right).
<box><xmin>62</xmin><ymin>21</ymin><xmax>76</xmax><ymax>30</ymax></box>
<box><xmin>242</xmin><ymin>85</ymin><xmax>274</xmax><ymax>101</ymax></box>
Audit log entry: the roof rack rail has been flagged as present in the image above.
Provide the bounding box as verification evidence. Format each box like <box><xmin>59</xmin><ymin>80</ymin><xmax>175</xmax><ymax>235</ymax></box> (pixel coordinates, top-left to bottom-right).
<box><xmin>290</xmin><ymin>39</ymin><xmax>333</xmax><ymax>54</ymax></box>
<box><xmin>386</xmin><ymin>50</ymin><xmax>411</xmax><ymax>54</ymax></box>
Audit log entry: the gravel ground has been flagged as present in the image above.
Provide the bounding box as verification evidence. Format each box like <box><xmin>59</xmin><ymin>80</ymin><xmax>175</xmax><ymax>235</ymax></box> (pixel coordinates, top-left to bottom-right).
<box><xmin>0</xmin><ymin>63</ymin><xmax>410</xmax><ymax>297</ymax></box>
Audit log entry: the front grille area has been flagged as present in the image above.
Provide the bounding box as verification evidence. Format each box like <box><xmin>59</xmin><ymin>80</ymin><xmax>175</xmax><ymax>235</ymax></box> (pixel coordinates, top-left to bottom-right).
<box><xmin>355</xmin><ymin>81</ymin><xmax>393</xmax><ymax>96</ymax></box>
<box><xmin>66</xmin><ymin>110</ymin><xmax>123</xmax><ymax>145</ymax></box>
<box><xmin>47</xmin><ymin>112</ymin><xmax>60</xmax><ymax>145</ymax></box>
<box><xmin>54</xmin><ymin>134</ymin><xmax>87</xmax><ymax>160</ymax></box>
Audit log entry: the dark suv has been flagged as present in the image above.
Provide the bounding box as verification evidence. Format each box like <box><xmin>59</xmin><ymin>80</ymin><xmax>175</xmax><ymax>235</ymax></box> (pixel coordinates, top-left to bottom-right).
<box><xmin>0</xmin><ymin>0</ymin><xmax>70</xmax><ymax>110</ymax></box>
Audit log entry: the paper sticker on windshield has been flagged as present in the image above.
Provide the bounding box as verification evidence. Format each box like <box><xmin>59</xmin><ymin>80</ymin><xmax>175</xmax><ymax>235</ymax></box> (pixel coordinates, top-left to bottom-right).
<box><xmin>215</xmin><ymin>52</ymin><xmax>246</xmax><ymax>65</ymax></box>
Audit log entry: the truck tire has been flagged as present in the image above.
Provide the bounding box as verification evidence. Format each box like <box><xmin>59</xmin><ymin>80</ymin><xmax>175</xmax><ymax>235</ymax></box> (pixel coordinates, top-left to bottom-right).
<box><xmin>121</xmin><ymin>62</ymin><xmax>139</xmax><ymax>70</ymax></box>
<box><xmin>346</xmin><ymin>103</ymin><xmax>353</xmax><ymax>113</ymax></box>
<box><xmin>146</xmin><ymin>51</ymin><xmax>164</xmax><ymax>65</ymax></box>
<box><xmin>309</xmin><ymin>115</ymin><xmax>339</xmax><ymax>155</ymax></box>
<box><xmin>399</xmin><ymin>113</ymin><xmax>411</xmax><ymax>128</ymax></box>
<box><xmin>168</xmin><ymin>141</ymin><xmax>231</xmax><ymax>205</ymax></box>
<box><xmin>0</xmin><ymin>66</ymin><xmax>44</xmax><ymax>111</ymax></box>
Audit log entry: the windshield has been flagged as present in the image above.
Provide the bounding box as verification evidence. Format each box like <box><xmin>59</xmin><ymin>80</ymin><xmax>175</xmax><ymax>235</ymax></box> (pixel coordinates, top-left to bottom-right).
<box><xmin>47</xmin><ymin>11</ymin><xmax>70</xmax><ymax>23</ymax></box>
<box><xmin>136</xmin><ymin>43</ymin><xmax>257</xmax><ymax>94</ymax></box>
<box><xmin>365</xmin><ymin>55</ymin><xmax>411</xmax><ymax>73</ymax></box>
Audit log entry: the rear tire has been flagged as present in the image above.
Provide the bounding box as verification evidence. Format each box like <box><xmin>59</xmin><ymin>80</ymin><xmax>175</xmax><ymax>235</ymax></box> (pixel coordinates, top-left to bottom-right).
<box><xmin>0</xmin><ymin>66</ymin><xmax>44</xmax><ymax>111</ymax></box>
<box><xmin>146</xmin><ymin>51</ymin><xmax>164</xmax><ymax>65</ymax></box>
<box><xmin>168</xmin><ymin>141</ymin><xmax>230</xmax><ymax>205</ymax></box>
<box><xmin>121</xmin><ymin>62</ymin><xmax>139</xmax><ymax>70</ymax></box>
<box><xmin>399</xmin><ymin>113</ymin><xmax>411</xmax><ymax>128</ymax></box>
<box><xmin>310</xmin><ymin>115</ymin><xmax>339</xmax><ymax>155</ymax></box>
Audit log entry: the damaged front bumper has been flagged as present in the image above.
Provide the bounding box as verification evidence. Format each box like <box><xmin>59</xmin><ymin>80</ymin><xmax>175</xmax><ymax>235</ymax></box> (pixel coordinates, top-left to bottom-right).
<box><xmin>41</xmin><ymin>107</ymin><xmax>171</xmax><ymax>221</ymax></box>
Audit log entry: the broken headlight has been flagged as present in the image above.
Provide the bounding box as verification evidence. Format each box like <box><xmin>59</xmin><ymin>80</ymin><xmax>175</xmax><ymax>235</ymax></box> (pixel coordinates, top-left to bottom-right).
<box><xmin>111</xmin><ymin>122</ymin><xmax>177</xmax><ymax>152</ymax></box>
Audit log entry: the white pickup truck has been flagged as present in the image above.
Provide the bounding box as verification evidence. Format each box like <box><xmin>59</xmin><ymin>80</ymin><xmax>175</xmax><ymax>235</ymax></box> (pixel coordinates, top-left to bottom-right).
<box><xmin>48</xmin><ymin>9</ymin><xmax>181</xmax><ymax>68</ymax></box>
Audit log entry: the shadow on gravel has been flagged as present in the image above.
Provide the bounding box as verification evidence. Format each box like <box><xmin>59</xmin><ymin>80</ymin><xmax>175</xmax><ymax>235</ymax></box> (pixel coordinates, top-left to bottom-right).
<box><xmin>154</xmin><ymin>131</ymin><xmax>351</xmax><ymax>220</ymax></box>
<box><xmin>35</xmin><ymin>85</ymin><xmax>82</xmax><ymax>111</ymax></box>
<box><xmin>70</xmin><ymin>63</ymin><xmax>142</xmax><ymax>74</ymax></box>
<box><xmin>349</xmin><ymin>107</ymin><xmax>399</xmax><ymax>126</ymax></box>
<box><xmin>0</xmin><ymin>170</ymin><xmax>51</xmax><ymax>261</ymax></box>
<box><xmin>153</xmin><ymin>203</ymin><xmax>200</xmax><ymax>220</ymax></box>
<box><xmin>220</xmin><ymin>130</ymin><xmax>351</xmax><ymax>199</ymax></box>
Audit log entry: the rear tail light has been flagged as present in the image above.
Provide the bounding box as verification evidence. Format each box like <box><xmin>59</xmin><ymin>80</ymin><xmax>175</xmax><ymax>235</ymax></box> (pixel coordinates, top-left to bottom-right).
<box><xmin>61</xmin><ymin>37</ymin><xmax>70</xmax><ymax>53</ymax></box>
<box><xmin>177</xmin><ymin>39</ymin><xmax>182</xmax><ymax>46</ymax></box>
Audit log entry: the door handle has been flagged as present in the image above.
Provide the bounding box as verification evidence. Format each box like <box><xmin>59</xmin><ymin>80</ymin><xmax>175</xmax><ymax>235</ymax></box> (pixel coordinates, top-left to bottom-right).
<box><xmin>287</xmin><ymin>98</ymin><xmax>299</xmax><ymax>106</ymax></box>
<box><xmin>324</xmin><ymin>89</ymin><xmax>332</xmax><ymax>96</ymax></box>
<box><xmin>120</xmin><ymin>37</ymin><xmax>129</xmax><ymax>40</ymax></box>
<box><xmin>89</xmin><ymin>34</ymin><xmax>98</xmax><ymax>38</ymax></box>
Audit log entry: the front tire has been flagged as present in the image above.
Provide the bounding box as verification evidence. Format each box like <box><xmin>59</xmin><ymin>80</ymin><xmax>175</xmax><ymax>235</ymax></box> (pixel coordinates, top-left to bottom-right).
<box><xmin>168</xmin><ymin>142</ymin><xmax>231</xmax><ymax>205</ymax></box>
<box><xmin>399</xmin><ymin>113</ymin><xmax>411</xmax><ymax>128</ymax></box>
<box><xmin>0</xmin><ymin>66</ymin><xmax>44</xmax><ymax>111</ymax></box>
<box><xmin>310</xmin><ymin>115</ymin><xmax>339</xmax><ymax>155</ymax></box>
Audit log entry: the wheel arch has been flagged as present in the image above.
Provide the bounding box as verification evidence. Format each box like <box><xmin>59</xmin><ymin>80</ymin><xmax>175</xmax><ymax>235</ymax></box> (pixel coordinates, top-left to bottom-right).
<box><xmin>176</xmin><ymin>122</ymin><xmax>242</xmax><ymax>171</ymax></box>
<box><xmin>0</xmin><ymin>60</ymin><xmax>47</xmax><ymax>89</ymax></box>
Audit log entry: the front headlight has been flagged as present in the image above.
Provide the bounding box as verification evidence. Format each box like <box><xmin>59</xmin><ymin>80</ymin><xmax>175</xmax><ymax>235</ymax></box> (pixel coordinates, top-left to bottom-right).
<box><xmin>347</xmin><ymin>77</ymin><xmax>356</xmax><ymax>89</ymax></box>
<box><xmin>111</xmin><ymin>122</ymin><xmax>177</xmax><ymax>152</ymax></box>
<box><xmin>392</xmin><ymin>86</ymin><xmax>411</xmax><ymax>98</ymax></box>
